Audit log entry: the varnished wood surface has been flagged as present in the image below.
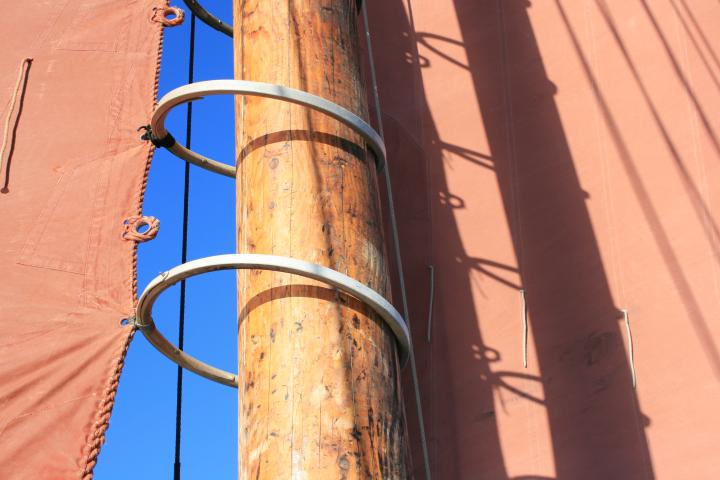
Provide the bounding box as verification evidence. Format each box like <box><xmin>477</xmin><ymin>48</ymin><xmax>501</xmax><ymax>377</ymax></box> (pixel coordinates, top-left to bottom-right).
<box><xmin>234</xmin><ymin>1</ymin><xmax>409</xmax><ymax>478</ymax></box>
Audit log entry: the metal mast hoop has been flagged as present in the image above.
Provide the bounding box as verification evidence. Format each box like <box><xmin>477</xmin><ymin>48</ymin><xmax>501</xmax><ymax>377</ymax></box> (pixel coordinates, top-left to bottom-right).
<box><xmin>150</xmin><ymin>80</ymin><xmax>387</xmax><ymax>177</ymax></box>
<box><xmin>182</xmin><ymin>0</ymin><xmax>233</xmax><ymax>37</ymax></box>
<box><xmin>135</xmin><ymin>254</ymin><xmax>412</xmax><ymax>387</ymax></box>
<box><xmin>182</xmin><ymin>0</ymin><xmax>365</xmax><ymax>36</ymax></box>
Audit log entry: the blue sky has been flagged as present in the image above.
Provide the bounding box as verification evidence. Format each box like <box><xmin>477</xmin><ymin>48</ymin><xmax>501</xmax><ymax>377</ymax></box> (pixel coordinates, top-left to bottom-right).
<box><xmin>95</xmin><ymin>3</ymin><xmax>238</xmax><ymax>478</ymax></box>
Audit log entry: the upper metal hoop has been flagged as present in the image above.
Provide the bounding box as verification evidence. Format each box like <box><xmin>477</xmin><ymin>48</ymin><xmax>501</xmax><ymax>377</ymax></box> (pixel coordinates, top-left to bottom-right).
<box><xmin>135</xmin><ymin>254</ymin><xmax>411</xmax><ymax>387</ymax></box>
<box><xmin>182</xmin><ymin>0</ymin><xmax>364</xmax><ymax>37</ymax></box>
<box><xmin>151</xmin><ymin>80</ymin><xmax>387</xmax><ymax>177</ymax></box>
<box><xmin>183</xmin><ymin>0</ymin><xmax>233</xmax><ymax>37</ymax></box>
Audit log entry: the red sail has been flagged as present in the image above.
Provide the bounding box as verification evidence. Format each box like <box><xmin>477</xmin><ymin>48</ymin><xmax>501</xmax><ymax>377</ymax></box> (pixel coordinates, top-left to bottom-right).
<box><xmin>0</xmin><ymin>1</ymin><xmax>162</xmax><ymax>478</ymax></box>
<box><xmin>368</xmin><ymin>0</ymin><xmax>720</xmax><ymax>478</ymax></box>
<box><xmin>2</xmin><ymin>0</ymin><xmax>720</xmax><ymax>478</ymax></box>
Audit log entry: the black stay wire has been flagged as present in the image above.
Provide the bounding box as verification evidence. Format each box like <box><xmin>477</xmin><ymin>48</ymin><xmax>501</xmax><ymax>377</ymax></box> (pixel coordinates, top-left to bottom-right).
<box><xmin>174</xmin><ymin>11</ymin><xmax>195</xmax><ymax>480</ymax></box>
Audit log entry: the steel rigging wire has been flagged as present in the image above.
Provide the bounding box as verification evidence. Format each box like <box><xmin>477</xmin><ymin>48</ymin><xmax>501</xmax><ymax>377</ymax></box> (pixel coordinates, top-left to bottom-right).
<box><xmin>174</xmin><ymin>11</ymin><xmax>195</xmax><ymax>480</ymax></box>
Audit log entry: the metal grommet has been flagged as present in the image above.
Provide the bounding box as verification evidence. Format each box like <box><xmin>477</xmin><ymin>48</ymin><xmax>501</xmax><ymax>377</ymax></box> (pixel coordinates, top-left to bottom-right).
<box><xmin>135</xmin><ymin>254</ymin><xmax>411</xmax><ymax>387</ymax></box>
<box><xmin>148</xmin><ymin>79</ymin><xmax>387</xmax><ymax>178</ymax></box>
<box><xmin>153</xmin><ymin>6</ymin><xmax>185</xmax><ymax>27</ymax></box>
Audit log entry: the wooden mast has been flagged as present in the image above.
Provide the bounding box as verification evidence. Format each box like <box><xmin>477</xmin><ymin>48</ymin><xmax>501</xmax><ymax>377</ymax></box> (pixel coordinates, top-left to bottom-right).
<box><xmin>233</xmin><ymin>1</ymin><xmax>409</xmax><ymax>478</ymax></box>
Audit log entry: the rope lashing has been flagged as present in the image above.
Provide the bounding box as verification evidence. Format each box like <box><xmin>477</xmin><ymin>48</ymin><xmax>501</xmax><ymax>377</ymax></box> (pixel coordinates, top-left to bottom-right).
<box><xmin>0</xmin><ymin>57</ymin><xmax>32</xmax><ymax>191</ymax></box>
<box><xmin>138</xmin><ymin>125</ymin><xmax>176</xmax><ymax>148</ymax></box>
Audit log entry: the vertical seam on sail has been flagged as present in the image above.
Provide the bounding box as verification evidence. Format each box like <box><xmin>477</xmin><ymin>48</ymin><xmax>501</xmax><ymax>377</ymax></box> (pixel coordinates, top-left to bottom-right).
<box><xmin>497</xmin><ymin>1</ymin><xmax>524</xmax><ymax>278</ymax></box>
<box><xmin>497</xmin><ymin>0</ymin><xmax>529</xmax><ymax>373</ymax></box>
<box><xmin>586</xmin><ymin>1</ymin><xmax>628</xmax><ymax>326</ymax></box>
<box><xmin>79</xmin><ymin>2</ymin><xmax>166</xmax><ymax>477</ymax></box>
<box><xmin>672</xmin><ymin>0</ymin><xmax>720</xmax><ymax>310</ymax></box>
<box><xmin>583</xmin><ymin>4</ymin><xmax>653</xmax><ymax>479</ymax></box>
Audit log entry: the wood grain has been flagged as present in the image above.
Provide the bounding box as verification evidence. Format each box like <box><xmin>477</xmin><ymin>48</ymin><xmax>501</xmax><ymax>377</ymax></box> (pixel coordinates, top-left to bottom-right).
<box><xmin>234</xmin><ymin>0</ymin><xmax>409</xmax><ymax>478</ymax></box>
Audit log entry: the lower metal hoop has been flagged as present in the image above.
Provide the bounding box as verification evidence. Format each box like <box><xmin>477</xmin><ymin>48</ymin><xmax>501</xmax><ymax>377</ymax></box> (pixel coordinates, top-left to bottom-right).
<box><xmin>150</xmin><ymin>80</ymin><xmax>387</xmax><ymax>178</ymax></box>
<box><xmin>135</xmin><ymin>254</ymin><xmax>411</xmax><ymax>387</ymax></box>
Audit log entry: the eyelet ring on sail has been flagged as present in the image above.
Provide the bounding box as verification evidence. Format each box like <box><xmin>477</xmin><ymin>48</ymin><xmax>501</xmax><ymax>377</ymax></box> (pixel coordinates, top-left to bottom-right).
<box><xmin>152</xmin><ymin>6</ymin><xmax>185</xmax><ymax>27</ymax></box>
<box><xmin>134</xmin><ymin>254</ymin><xmax>411</xmax><ymax>387</ymax></box>
<box><xmin>147</xmin><ymin>80</ymin><xmax>387</xmax><ymax>178</ymax></box>
<box><xmin>122</xmin><ymin>215</ymin><xmax>159</xmax><ymax>242</ymax></box>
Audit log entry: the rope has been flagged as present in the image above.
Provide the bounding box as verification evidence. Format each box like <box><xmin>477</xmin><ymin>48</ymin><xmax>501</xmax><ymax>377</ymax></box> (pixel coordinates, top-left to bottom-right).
<box><xmin>426</xmin><ymin>265</ymin><xmax>435</xmax><ymax>342</ymax></box>
<box><xmin>80</xmin><ymin>12</ymin><xmax>166</xmax><ymax>479</ymax></box>
<box><xmin>81</xmin><ymin>328</ymin><xmax>136</xmax><ymax>479</ymax></box>
<box><xmin>0</xmin><ymin>57</ymin><xmax>32</xmax><ymax>190</ymax></box>
<box><xmin>622</xmin><ymin>309</ymin><xmax>637</xmax><ymax>388</ymax></box>
<box><xmin>521</xmin><ymin>289</ymin><xmax>528</xmax><ymax>368</ymax></box>
<box><xmin>174</xmin><ymin>12</ymin><xmax>196</xmax><ymax>480</ymax></box>
<box><xmin>361</xmin><ymin>4</ymin><xmax>432</xmax><ymax>479</ymax></box>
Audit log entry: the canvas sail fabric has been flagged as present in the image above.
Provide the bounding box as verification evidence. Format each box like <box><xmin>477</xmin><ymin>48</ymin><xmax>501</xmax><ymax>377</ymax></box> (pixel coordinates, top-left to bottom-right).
<box><xmin>367</xmin><ymin>0</ymin><xmax>720</xmax><ymax>478</ymax></box>
<box><xmin>0</xmin><ymin>1</ymin><xmax>163</xmax><ymax>478</ymax></box>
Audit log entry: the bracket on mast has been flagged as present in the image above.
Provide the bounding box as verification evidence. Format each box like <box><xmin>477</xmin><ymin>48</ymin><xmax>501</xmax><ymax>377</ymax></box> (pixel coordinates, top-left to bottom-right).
<box><xmin>135</xmin><ymin>254</ymin><xmax>411</xmax><ymax>387</ymax></box>
<box><xmin>148</xmin><ymin>80</ymin><xmax>387</xmax><ymax>178</ymax></box>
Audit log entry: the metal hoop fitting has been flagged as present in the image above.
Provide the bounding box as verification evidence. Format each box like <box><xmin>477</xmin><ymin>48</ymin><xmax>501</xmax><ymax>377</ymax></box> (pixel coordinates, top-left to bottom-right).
<box><xmin>150</xmin><ymin>80</ymin><xmax>387</xmax><ymax>177</ymax></box>
<box><xmin>183</xmin><ymin>0</ymin><xmax>233</xmax><ymax>37</ymax></box>
<box><xmin>136</xmin><ymin>254</ymin><xmax>411</xmax><ymax>387</ymax></box>
<box><xmin>181</xmin><ymin>1</ymin><xmax>364</xmax><ymax>37</ymax></box>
